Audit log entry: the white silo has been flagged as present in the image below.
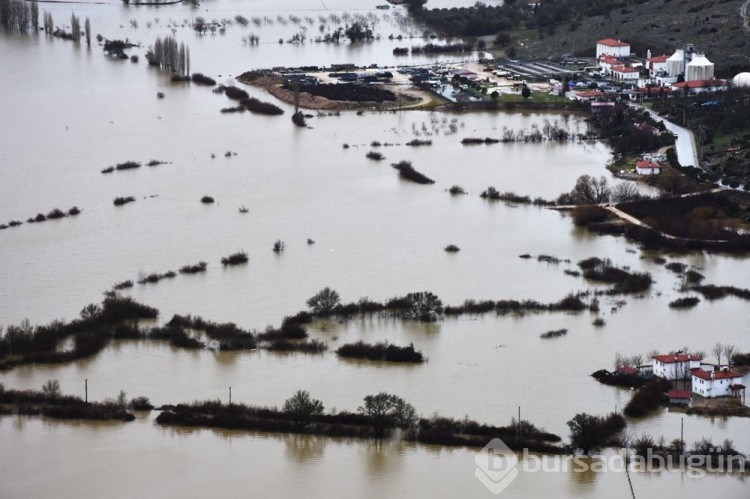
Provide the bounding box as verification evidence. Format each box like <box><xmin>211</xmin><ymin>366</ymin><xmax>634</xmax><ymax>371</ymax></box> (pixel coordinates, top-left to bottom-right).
<box><xmin>686</xmin><ymin>54</ymin><xmax>714</xmax><ymax>81</ymax></box>
<box><xmin>666</xmin><ymin>49</ymin><xmax>684</xmax><ymax>76</ymax></box>
<box><xmin>732</xmin><ymin>72</ymin><xmax>750</xmax><ymax>87</ymax></box>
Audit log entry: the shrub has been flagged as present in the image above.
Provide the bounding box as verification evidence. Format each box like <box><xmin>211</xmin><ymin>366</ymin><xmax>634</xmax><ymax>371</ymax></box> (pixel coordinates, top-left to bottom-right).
<box><xmin>391</xmin><ymin>160</ymin><xmax>434</xmax><ymax>185</ymax></box>
<box><xmin>572</xmin><ymin>206</ymin><xmax>610</xmax><ymax>227</ymax></box>
<box><xmin>448</xmin><ymin>185</ymin><xmax>466</xmax><ymax>195</ymax></box>
<box><xmin>366</xmin><ymin>151</ymin><xmax>384</xmax><ymax>160</ymax></box>
<box><xmin>404</xmin><ymin>291</ymin><xmax>443</xmax><ymax>322</ymax></box>
<box><xmin>241</xmin><ymin>97</ymin><xmax>284</xmax><ymax>115</ymax></box>
<box><xmin>221</xmin><ymin>251</ymin><xmax>248</xmax><ymax>266</ymax></box>
<box><xmin>201</xmin><ymin>196</ymin><xmax>215</xmax><ymax>204</ymax></box>
<box><xmin>47</xmin><ymin>208</ymin><xmax>66</xmax><ymax>219</ymax></box>
<box><xmin>624</xmin><ymin>378</ymin><xmax>672</xmax><ymax>418</ymax></box>
<box><xmin>336</xmin><ymin>341</ymin><xmax>424</xmax><ymax>363</ymax></box>
<box><xmin>191</xmin><ymin>73</ymin><xmax>216</xmax><ymax>85</ymax></box>
<box><xmin>405</xmin><ymin>139</ymin><xmax>432</xmax><ymax>146</ymax></box>
<box><xmin>68</xmin><ymin>206</ymin><xmax>81</xmax><ymax>216</ymax></box>
<box><xmin>444</xmin><ymin>244</ymin><xmax>460</xmax><ymax>252</ymax></box>
<box><xmin>179</xmin><ymin>261</ymin><xmax>208</xmax><ymax>274</ymax></box>
<box><xmin>306</xmin><ymin>287</ymin><xmax>341</xmax><ymax>316</ymax></box>
<box><xmin>129</xmin><ymin>396</ymin><xmax>154</xmax><ymax>410</ymax></box>
<box><xmin>272</xmin><ymin>240</ymin><xmax>285</xmax><ymax>253</ymax></box>
<box><xmin>113</xmin><ymin>196</ymin><xmax>135</xmax><ymax>206</ymax></box>
<box><xmin>113</xmin><ymin>280</ymin><xmax>133</xmax><ymax>290</ymax></box>
<box><xmin>283</xmin><ymin>390</ymin><xmax>325</xmax><ymax>428</ymax></box>
<box><xmin>115</xmin><ymin>161</ymin><xmax>141</xmax><ymax>170</ymax></box>
<box><xmin>224</xmin><ymin>85</ymin><xmax>250</xmax><ymax>100</ymax></box>
<box><xmin>540</xmin><ymin>328</ymin><xmax>567</xmax><ymax>339</ymax></box>
<box><xmin>668</xmin><ymin>297</ymin><xmax>700</xmax><ymax>309</ymax></box>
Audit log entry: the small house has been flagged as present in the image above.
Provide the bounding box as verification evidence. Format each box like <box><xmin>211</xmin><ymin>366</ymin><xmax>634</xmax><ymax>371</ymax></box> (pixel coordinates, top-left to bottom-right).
<box><xmin>636</xmin><ymin>160</ymin><xmax>661</xmax><ymax>175</ymax></box>
<box><xmin>691</xmin><ymin>367</ymin><xmax>744</xmax><ymax>398</ymax></box>
<box><xmin>652</xmin><ymin>353</ymin><xmax>702</xmax><ymax>380</ymax></box>
<box><xmin>667</xmin><ymin>389</ymin><xmax>692</xmax><ymax>406</ymax></box>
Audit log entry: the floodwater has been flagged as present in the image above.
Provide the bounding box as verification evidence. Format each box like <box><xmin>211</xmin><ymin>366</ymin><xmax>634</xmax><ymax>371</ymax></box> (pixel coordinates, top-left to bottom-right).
<box><xmin>1</xmin><ymin>1</ymin><xmax>749</xmax><ymax>498</ymax></box>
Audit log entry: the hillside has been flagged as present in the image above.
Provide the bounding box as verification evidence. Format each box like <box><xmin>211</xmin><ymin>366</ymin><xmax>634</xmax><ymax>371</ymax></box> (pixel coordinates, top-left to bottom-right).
<box><xmin>508</xmin><ymin>0</ymin><xmax>749</xmax><ymax>75</ymax></box>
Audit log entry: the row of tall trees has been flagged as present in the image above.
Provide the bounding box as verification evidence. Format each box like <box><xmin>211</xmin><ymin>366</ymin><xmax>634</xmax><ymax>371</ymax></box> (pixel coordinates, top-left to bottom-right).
<box><xmin>0</xmin><ymin>0</ymin><xmax>32</xmax><ymax>33</ymax></box>
<box><xmin>146</xmin><ymin>36</ymin><xmax>190</xmax><ymax>75</ymax></box>
<box><xmin>1</xmin><ymin>1</ymin><xmax>90</xmax><ymax>45</ymax></box>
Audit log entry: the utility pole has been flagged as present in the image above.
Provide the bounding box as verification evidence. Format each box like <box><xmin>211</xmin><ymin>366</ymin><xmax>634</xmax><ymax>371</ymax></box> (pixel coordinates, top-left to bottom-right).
<box><xmin>85</xmin><ymin>379</ymin><xmax>88</xmax><ymax>404</ymax></box>
<box><xmin>517</xmin><ymin>406</ymin><xmax>521</xmax><ymax>439</ymax></box>
<box><xmin>680</xmin><ymin>417</ymin><xmax>684</xmax><ymax>455</ymax></box>
<box><xmin>229</xmin><ymin>386</ymin><xmax>232</xmax><ymax>406</ymax></box>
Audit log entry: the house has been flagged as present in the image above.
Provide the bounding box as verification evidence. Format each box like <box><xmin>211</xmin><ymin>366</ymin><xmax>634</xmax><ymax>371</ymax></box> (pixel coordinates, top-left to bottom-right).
<box><xmin>652</xmin><ymin>353</ymin><xmax>702</xmax><ymax>380</ymax></box>
<box><xmin>691</xmin><ymin>367</ymin><xmax>744</xmax><ymax>398</ymax></box>
<box><xmin>636</xmin><ymin>160</ymin><xmax>661</xmax><ymax>175</ymax></box>
<box><xmin>598</xmin><ymin>55</ymin><xmax>622</xmax><ymax>75</ymax></box>
<box><xmin>571</xmin><ymin>90</ymin><xmax>605</xmax><ymax>102</ymax></box>
<box><xmin>647</xmin><ymin>55</ymin><xmax>670</xmax><ymax>77</ymax></box>
<box><xmin>596</xmin><ymin>38</ymin><xmax>631</xmax><ymax>59</ymax></box>
<box><xmin>667</xmin><ymin>389</ymin><xmax>692</xmax><ymax>406</ymax></box>
<box><xmin>671</xmin><ymin>79</ymin><xmax>729</xmax><ymax>95</ymax></box>
<box><xmin>610</xmin><ymin>65</ymin><xmax>640</xmax><ymax>81</ymax></box>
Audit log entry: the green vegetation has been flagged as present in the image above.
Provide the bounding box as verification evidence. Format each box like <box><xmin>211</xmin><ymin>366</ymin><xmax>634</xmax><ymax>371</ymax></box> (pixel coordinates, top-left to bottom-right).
<box><xmin>0</xmin><ymin>383</ymin><xmax>135</xmax><ymax>421</ymax></box>
<box><xmin>567</xmin><ymin>412</ymin><xmax>626</xmax><ymax>455</ymax></box>
<box><xmin>391</xmin><ymin>160</ymin><xmax>434</xmax><ymax>185</ymax></box>
<box><xmin>577</xmin><ymin>257</ymin><xmax>653</xmax><ymax>295</ymax></box>
<box><xmin>221</xmin><ymin>251</ymin><xmax>248</xmax><ymax>266</ymax></box>
<box><xmin>336</xmin><ymin>341</ymin><xmax>424</xmax><ymax>363</ymax></box>
<box><xmin>624</xmin><ymin>378</ymin><xmax>672</xmax><ymax>418</ymax></box>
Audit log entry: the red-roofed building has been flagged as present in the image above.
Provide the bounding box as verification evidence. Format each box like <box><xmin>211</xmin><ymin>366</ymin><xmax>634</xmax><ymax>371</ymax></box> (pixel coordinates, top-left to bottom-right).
<box><xmin>652</xmin><ymin>353</ymin><xmax>702</xmax><ymax>379</ymax></box>
<box><xmin>636</xmin><ymin>160</ymin><xmax>661</xmax><ymax>175</ymax></box>
<box><xmin>596</xmin><ymin>39</ymin><xmax>631</xmax><ymax>58</ymax></box>
<box><xmin>572</xmin><ymin>90</ymin><xmax>605</xmax><ymax>102</ymax></box>
<box><xmin>611</xmin><ymin>65</ymin><xmax>640</xmax><ymax>81</ymax></box>
<box><xmin>599</xmin><ymin>55</ymin><xmax>622</xmax><ymax>74</ymax></box>
<box><xmin>647</xmin><ymin>55</ymin><xmax>670</xmax><ymax>77</ymax></box>
<box><xmin>667</xmin><ymin>389</ymin><xmax>692</xmax><ymax>406</ymax></box>
<box><xmin>671</xmin><ymin>79</ymin><xmax>729</xmax><ymax>94</ymax></box>
<box><xmin>691</xmin><ymin>367</ymin><xmax>744</xmax><ymax>398</ymax></box>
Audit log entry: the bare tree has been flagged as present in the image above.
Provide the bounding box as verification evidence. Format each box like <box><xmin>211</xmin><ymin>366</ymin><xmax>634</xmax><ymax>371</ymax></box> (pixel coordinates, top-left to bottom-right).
<box><xmin>611</xmin><ymin>182</ymin><xmax>642</xmax><ymax>203</ymax></box>
<box><xmin>30</xmin><ymin>1</ymin><xmax>38</xmax><ymax>30</ymax></box>
<box><xmin>712</xmin><ymin>342</ymin><xmax>724</xmax><ymax>367</ymax></box>
<box><xmin>723</xmin><ymin>344</ymin><xmax>738</xmax><ymax>368</ymax></box>
<box><xmin>84</xmin><ymin>17</ymin><xmax>90</xmax><ymax>46</ymax></box>
<box><xmin>570</xmin><ymin>175</ymin><xmax>611</xmax><ymax>205</ymax></box>
<box><xmin>70</xmin><ymin>13</ymin><xmax>80</xmax><ymax>43</ymax></box>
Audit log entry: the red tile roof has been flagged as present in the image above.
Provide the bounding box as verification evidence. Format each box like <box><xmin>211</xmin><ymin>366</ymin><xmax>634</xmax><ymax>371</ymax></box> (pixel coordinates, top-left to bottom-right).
<box><xmin>691</xmin><ymin>368</ymin><xmax>743</xmax><ymax>380</ymax></box>
<box><xmin>598</xmin><ymin>38</ymin><xmax>630</xmax><ymax>47</ymax></box>
<box><xmin>636</xmin><ymin>160</ymin><xmax>660</xmax><ymax>169</ymax></box>
<box><xmin>575</xmin><ymin>90</ymin><xmax>604</xmax><ymax>98</ymax></box>
<box><xmin>611</xmin><ymin>65</ymin><xmax>639</xmax><ymax>74</ymax></box>
<box><xmin>667</xmin><ymin>390</ymin><xmax>692</xmax><ymax>399</ymax></box>
<box><xmin>653</xmin><ymin>354</ymin><xmax>702</xmax><ymax>363</ymax></box>
<box><xmin>618</xmin><ymin>366</ymin><xmax>639</xmax><ymax>375</ymax></box>
<box><xmin>648</xmin><ymin>55</ymin><xmax>669</xmax><ymax>63</ymax></box>
<box><xmin>600</xmin><ymin>55</ymin><xmax>621</xmax><ymax>64</ymax></box>
<box><xmin>673</xmin><ymin>79</ymin><xmax>727</xmax><ymax>89</ymax></box>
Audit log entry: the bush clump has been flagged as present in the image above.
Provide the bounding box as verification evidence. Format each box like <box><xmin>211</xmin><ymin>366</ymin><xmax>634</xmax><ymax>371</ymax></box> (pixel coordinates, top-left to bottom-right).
<box><xmin>221</xmin><ymin>251</ymin><xmax>248</xmax><ymax>266</ymax></box>
<box><xmin>179</xmin><ymin>261</ymin><xmax>208</xmax><ymax>274</ymax></box>
<box><xmin>668</xmin><ymin>297</ymin><xmax>700</xmax><ymax>309</ymax></box>
<box><xmin>366</xmin><ymin>151</ymin><xmax>384</xmax><ymax>161</ymax></box>
<box><xmin>391</xmin><ymin>160</ymin><xmax>434</xmax><ymax>185</ymax></box>
<box><xmin>336</xmin><ymin>341</ymin><xmax>424</xmax><ymax>363</ymax></box>
<box><xmin>578</xmin><ymin>257</ymin><xmax>652</xmax><ymax>294</ymax></box>
<box><xmin>241</xmin><ymin>97</ymin><xmax>284</xmax><ymax>115</ymax></box>
<box><xmin>201</xmin><ymin>196</ymin><xmax>215</xmax><ymax>204</ymax></box>
<box><xmin>540</xmin><ymin>328</ymin><xmax>568</xmax><ymax>339</ymax></box>
<box><xmin>444</xmin><ymin>244</ymin><xmax>460</xmax><ymax>252</ymax></box>
<box><xmin>113</xmin><ymin>196</ymin><xmax>136</xmax><ymax>206</ymax></box>
<box><xmin>191</xmin><ymin>73</ymin><xmax>217</xmax><ymax>85</ymax></box>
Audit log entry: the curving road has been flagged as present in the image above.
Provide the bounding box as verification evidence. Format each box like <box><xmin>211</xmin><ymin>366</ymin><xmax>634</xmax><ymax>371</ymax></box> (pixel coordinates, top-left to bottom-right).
<box><xmin>630</xmin><ymin>104</ymin><xmax>700</xmax><ymax>168</ymax></box>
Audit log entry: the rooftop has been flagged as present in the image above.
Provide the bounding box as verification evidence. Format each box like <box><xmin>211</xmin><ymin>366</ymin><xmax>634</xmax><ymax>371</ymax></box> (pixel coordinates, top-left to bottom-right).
<box><xmin>598</xmin><ymin>38</ymin><xmax>630</xmax><ymax>47</ymax></box>
<box><xmin>652</xmin><ymin>354</ymin><xmax>702</xmax><ymax>364</ymax></box>
<box><xmin>667</xmin><ymin>389</ymin><xmax>692</xmax><ymax>399</ymax></box>
<box><xmin>691</xmin><ymin>368</ymin><xmax>743</xmax><ymax>380</ymax></box>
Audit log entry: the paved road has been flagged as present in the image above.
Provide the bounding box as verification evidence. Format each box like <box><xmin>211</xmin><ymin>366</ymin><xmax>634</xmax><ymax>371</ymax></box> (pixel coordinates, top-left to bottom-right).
<box><xmin>631</xmin><ymin>104</ymin><xmax>699</xmax><ymax>168</ymax></box>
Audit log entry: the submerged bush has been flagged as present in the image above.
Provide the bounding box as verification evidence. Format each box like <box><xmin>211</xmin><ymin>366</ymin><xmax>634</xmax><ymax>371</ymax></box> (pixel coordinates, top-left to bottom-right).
<box><xmin>221</xmin><ymin>251</ymin><xmax>249</xmax><ymax>266</ymax></box>
<box><xmin>444</xmin><ymin>244</ymin><xmax>460</xmax><ymax>252</ymax></box>
<box><xmin>201</xmin><ymin>196</ymin><xmax>215</xmax><ymax>204</ymax></box>
<box><xmin>391</xmin><ymin>161</ymin><xmax>434</xmax><ymax>185</ymax></box>
<box><xmin>113</xmin><ymin>196</ymin><xmax>135</xmax><ymax>206</ymax></box>
<box><xmin>366</xmin><ymin>151</ymin><xmax>384</xmax><ymax>161</ymax></box>
<box><xmin>336</xmin><ymin>341</ymin><xmax>424</xmax><ymax>363</ymax></box>
<box><xmin>668</xmin><ymin>297</ymin><xmax>700</xmax><ymax>309</ymax></box>
<box><xmin>179</xmin><ymin>261</ymin><xmax>208</xmax><ymax>274</ymax></box>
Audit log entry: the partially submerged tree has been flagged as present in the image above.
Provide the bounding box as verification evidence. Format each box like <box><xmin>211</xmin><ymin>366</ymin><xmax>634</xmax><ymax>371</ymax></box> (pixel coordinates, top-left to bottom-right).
<box><xmin>404</xmin><ymin>291</ymin><xmax>443</xmax><ymax>322</ymax></box>
<box><xmin>42</xmin><ymin>379</ymin><xmax>61</xmax><ymax>400</ymax></box>
<box><xmin>283</xmin><ymin>390</ymin><xmax>325</xmax><ymax>429</ymax></box>
<box><xmin>358</xmin><ymin>392</ymin><xmax>417</xmax><ymax>437</ymax></box>
<box><xmin>306</xmin><ymin>287</ymin><xmax>341</xmax><ymax>316</ymax></box>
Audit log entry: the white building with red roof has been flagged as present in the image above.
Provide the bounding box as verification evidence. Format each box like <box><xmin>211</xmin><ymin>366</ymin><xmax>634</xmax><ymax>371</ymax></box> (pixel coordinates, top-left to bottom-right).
<box><xmin>598</xmin><ymin>55</ymin><xmax>622</xmax><ymax>75</ymax></box>
<box><xmin>610</xmin><ymin>65</ymin><xmax>640</xmax><ymax>81</ymax></box>
<box><xmin>671</xmin><ymin>79</ymin><xmax>728</xmax><ymax>95</ymax></box>
<box><xmin>691</xmin><ymin>367</ymin><xmax>745</xmax><ymax>398</ymax></box>
<box><xmin>652</xmin><ymin>353</ymin><xmax>702</xmax><ymax>380</ymax></box>
<box><xmin>596</xmin><ymin>38</ymin><xmax>631</xmax><ymax>58</ymax></box>
<box><xmin>647</xmin><ymin>55</ymin><xmax>670</xmax><ymax>77</ymax></box>
<box><xmin>636</xmin><ymin>160</ymin><xmax>661</xmax><ymax>175</ymax></box>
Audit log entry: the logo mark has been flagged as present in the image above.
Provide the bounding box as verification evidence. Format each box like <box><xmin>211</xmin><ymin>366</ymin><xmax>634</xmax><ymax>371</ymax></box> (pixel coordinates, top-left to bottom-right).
<box><xmin>475</xmin><ymin>438</ymin><xmax>519</xmax><ymax>494</ymax></box>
